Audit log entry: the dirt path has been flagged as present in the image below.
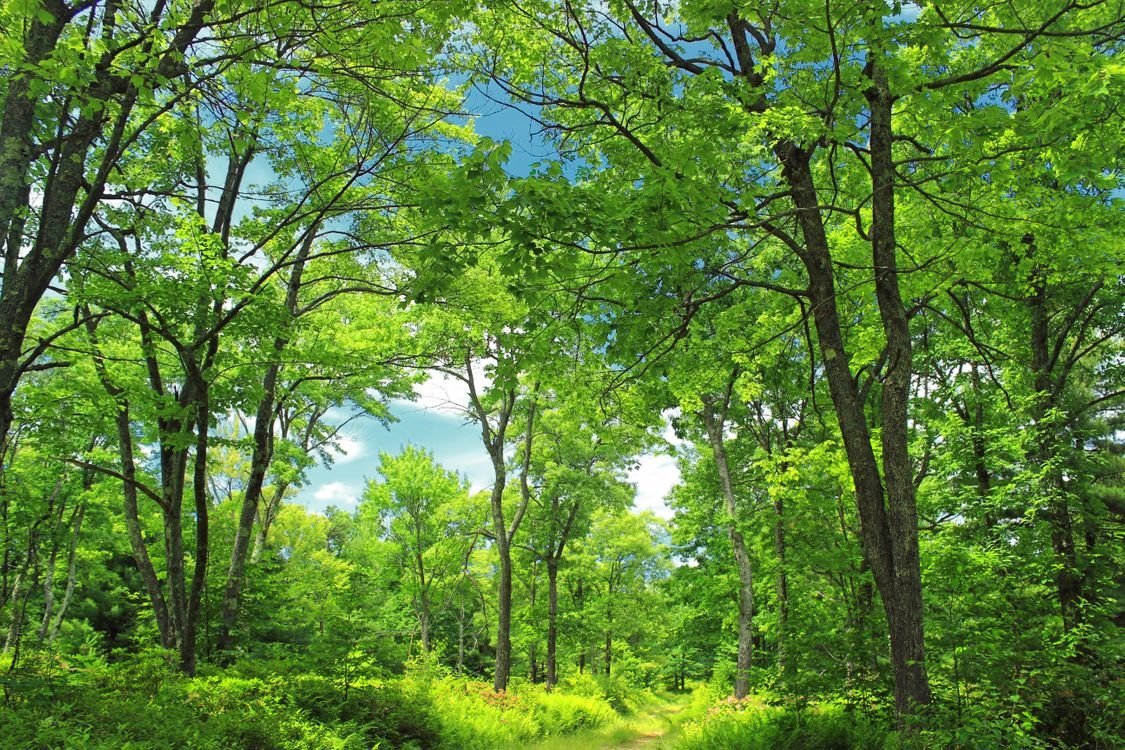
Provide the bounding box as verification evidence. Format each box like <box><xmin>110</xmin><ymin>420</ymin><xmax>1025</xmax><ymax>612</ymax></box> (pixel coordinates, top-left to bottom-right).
<box><xmin>601</xmin><ymin>701</ymin><xmax>685</xmax><ymax>749</ymax></box>
<box><xmin>519</xmin><ymin>695</ymin><xmax>690</xmax><ymax>750</ymax></box>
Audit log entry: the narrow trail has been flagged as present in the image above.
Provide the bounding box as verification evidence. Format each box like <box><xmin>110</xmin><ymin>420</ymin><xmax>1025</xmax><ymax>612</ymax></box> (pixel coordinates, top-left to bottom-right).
<box><xmin>608</xmin><ymin>702</ymin><xmax>684</xmax><ymax>748</ymax></box>
<box><xmin>521</xmin><ymin>694</ymin><xmax>690</xmax><ymax>750</ymax></box>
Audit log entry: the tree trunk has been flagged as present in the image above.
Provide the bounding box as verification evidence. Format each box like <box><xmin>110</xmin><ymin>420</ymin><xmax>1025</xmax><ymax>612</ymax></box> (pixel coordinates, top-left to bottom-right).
<box><xmin>494</xmin><ymin>527</ymin><xmax>513</xmax><ymax>690</ymax></box>
<box><xmin>546</xmin><ymin>558</ymin><xmax>559</xmax><ymax>689</ymax></box>
<box><xmin>778</xmin><ymin>113</ymin><xmax>930</xmax><ymax>717</ymax></box>
<box><xmin>1027</xmin><ymin>253</ymin><xmax>1082</xmax><ymax>633</ymax></box>
<box><xmin>604</xmin><ymin>626</ymin><xmax>612</xmax><ymax>677</ymax></box>
<box><xmin>47</xmin><ymin>503</ymin><xmax>85</xmax><ymax>642</ymax></box>
<box><xmin>866</xmin><ymin>62</ymin><xmax>931</xmax><ymax>718</ymax></box>
<box><xmin>417</xmin><ymin>545</ymin><xmax>432</xmax><ymax>653</ymax></box>
<box><xmin>181</xmin><ymin>402</ymin><xmax>211</xmax><ymax>676</ymax></box>
<box><xmin>217</xmin><ymin>197</ymin><xmax>307</xmax><ymax>655</ymax></box>
<box><xmin>486</xmin><ymin>431</ymin><xmax>513</xmax><ymax>691</ymax></box>
<box><xmin>773</xmin><ymin>490</ymin><xmax>792</xmax><ymax>683</ymax></box>
<box><xmin>161</xmin><ymin>442</ymin><xmax>191</xmax><ymax>667</ymax></box>
<box><xmin>35</xmin><ymin>478</ymin><xmax>66</xmax><ymax>641</ymax></box>
<box><xmin>701</xmin><ymin>400</ymin><xmax>754</xmax><ymax>699</ymax></box>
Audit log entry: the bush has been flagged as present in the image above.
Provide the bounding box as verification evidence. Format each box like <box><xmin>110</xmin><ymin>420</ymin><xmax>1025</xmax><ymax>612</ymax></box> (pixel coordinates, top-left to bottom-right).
<box><xmin>675</xmin><ymin>694</ymin><xmax>887</xmax><ymax>750</ymax></box>
<box><xmin>426</xmin><ymin>676</ymin><xmax>542</xmax><ymax>749</ymax></box>
<box><xmin>532</xmin><ymin>689</ymin><xmax>617</xmax><ymax>734</ymax></box>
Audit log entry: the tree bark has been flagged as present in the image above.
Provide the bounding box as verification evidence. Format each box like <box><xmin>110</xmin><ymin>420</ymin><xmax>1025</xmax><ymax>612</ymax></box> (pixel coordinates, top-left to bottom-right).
<box><xmin>773</xmin><ymin>487</ymin><xmax>792</xmax><ymax>683</ymax></box>
<box><xmin>546</xmin><ymin>558</ymin><xmax>560</xmax><ymax>689</ymax></box>
<box><xmin>85</xmin><ymin>314</ymin><xmax>174</xmax><ymax>648</ymax></box>
<box><xmin>218</xmin><ymin>237</ymin><xmax>308</xmax><ymax>652</ymax></box>
<box><xmin>700</xmin><ymin>399</ymin><xmax>754</xmax><ymax>699</ymax></box>
<box><xmin>46</xmin><ymin>502</ymin><xmax>85</xmax><ymax>642</ymax></box>
<box><xmin>778</xmin><ymin>118</ymin><xmax>931</xmax><ymax>717</ymax></box>
<box><xmin>1027</xmin><ymin>251</ymin><xmax>1082</xmax><ymax>634</ymax></box>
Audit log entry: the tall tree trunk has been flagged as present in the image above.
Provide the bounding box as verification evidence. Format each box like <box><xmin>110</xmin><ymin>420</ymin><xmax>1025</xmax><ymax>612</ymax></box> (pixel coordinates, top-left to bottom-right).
<box><xmin>546</xmin><ymin>558</ymin><xmax>559</xmax><ymax>689</ymax></box>
<box><xmin>3</xmin><ymin>567</ymin><xmax>27</xmax><ymax>653</ymax></box>
<box><xmin>117</xmin><ymin>406</ymin><xmax>174</xmax><ymax>648</ymax></box>
<box><xmin>773</xmin><ymin>489</ymin><xmax>792</xmax><ymax>683</ymax></box>
<box><xmin>604</xmin><ymin>617</ymin><xmax>612</xmax><ymax>677</ymax></box>
<box><xmin>35</xmin><ymin>478</ymin><xmax>66</xmax><ymax>641</ymax></box>
<box><xmin>181</xmin><ymin>401</ymin><xmax>210</xmax><ymax>676</ymax></box>
<box><xmin>866</xmin><ymin>61</ymin><xmax>931</xmax><ymax>718</ymax></box>
<box><xmin>216</xmin><ymin>158</ymin><xmax>303</xmax><ymax>654</ymax></box>
<box><xmin>1027</xmin><ymin>252</ymin><xmax>1082</xmax><ymax>633</ymax></box>
<box><xmin>161</xmin><ymin>441</ymin><xmax>191</xmax><ymax>666</ymax></box>
<box><xmin>701</xmin><ymin>399</ymin><xmax>754</xmax><ymax>699</ymax></box>
<box><xmin>493</xmin><ymin>514</ymin><xmax>513</xmax><ymax>691</ymax></box>
<box><xmin>465</xmin><ymin>372</ymin><xmax>534</xmax><ymax>692</ymax></box>
<box><xmin>47</xmin><ymin>502</ymin><xmax>85</xmax><ymax>642</ymax></box>
<box><xmin>417</xmin><ymin>547</ymin><xmax>432</xmax><ymax>653</ymax></box>
<box><xmin>778</xmin><ymin>121</ymin><xmax>930</xmax><ymax>717</ymax></box>
<box><xmin>86</xmin><ymin>313</ymin><xmax>174</xmax><ymax>648</ymax></box>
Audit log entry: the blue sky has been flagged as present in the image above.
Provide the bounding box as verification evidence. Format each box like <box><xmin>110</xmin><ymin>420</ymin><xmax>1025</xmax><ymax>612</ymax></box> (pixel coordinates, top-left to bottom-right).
<box><xmin>293</xmin><ymin>373</ymin><xmax>681</xmax><ymax>518</ymax></box>
<box><xmin>291</xmin><ymin>75</ymin><xmax>683</xmax><ymax>518</ymax></box>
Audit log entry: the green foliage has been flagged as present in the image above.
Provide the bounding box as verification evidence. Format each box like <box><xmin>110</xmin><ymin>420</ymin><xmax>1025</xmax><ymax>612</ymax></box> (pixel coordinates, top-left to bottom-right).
<box><xmin>675</xmin><ymin>691</ymin><xmax>887</xmax><ymax>750</ymax></box>
<box><xmin>0</xmin><ymin>655</ymin><xmax>630</xmax><ymax>750</ymax></box>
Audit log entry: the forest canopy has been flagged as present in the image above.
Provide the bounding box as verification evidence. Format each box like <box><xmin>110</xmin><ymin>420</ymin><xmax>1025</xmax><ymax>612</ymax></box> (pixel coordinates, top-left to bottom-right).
<box><xmin>0</xmin><ymin>0</ymin><xmax>1122</xmax><ymax>748</ymax></box>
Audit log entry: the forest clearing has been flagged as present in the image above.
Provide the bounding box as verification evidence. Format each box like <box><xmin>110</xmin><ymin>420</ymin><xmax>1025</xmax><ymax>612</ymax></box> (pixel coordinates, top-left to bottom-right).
<box><xmin>0</xmin><ymin>0</ymin><xmax>1121</xmax><ymax>747</ymax></box>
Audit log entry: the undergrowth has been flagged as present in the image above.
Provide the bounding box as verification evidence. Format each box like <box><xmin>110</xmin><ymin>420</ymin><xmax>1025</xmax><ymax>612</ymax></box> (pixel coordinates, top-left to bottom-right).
<box><xmin>0</xmin><ymin>648</ymin><xmax>623</xmax><ymax>749</ymax></box>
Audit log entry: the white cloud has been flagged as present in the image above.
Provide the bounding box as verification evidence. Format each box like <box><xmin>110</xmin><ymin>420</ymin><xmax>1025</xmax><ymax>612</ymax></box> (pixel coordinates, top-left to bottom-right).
<box><xmin>394</xmin><ymin>363</ymin><xmax>492</xmax><ymax>415</ymax></box>
<box><xmin>408</xmin><ymin>371</ymin><xmax>471</xmax><ymax>414</ymax></box>
<box><xmin>627</xmin><ymin>453</ymin><xmax>680</xmax><ymax>519</ymax></box>
<box><xmin>324</xmin><ymin>406</ymin><xmax>352</xmax><ymax>422</ymax></box>
<box><xmin>329</xmin><ymin>434</ymin><xmax>364</xmax><ymax>465</ymax></box>
<box><xmin>313</xmin><ymin>481</ymin><xmax>361</xmax><ymax>509</ymax></box>
<box><xmin>660</xmin><ymin>407</ymin><xmax>685</xmax><ymax>449</ymax></box>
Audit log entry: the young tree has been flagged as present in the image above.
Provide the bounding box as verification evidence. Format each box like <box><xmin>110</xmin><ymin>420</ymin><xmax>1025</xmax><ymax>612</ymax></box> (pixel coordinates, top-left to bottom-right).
<box><xmin>359</xmin><ymin>446</ymin><xmax>470</xmax><ymax>653</ymax></box>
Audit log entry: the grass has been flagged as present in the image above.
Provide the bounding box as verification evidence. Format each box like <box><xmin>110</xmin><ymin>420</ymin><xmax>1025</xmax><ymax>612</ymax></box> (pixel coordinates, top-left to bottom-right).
<box><xmin>514</xmin><ymin>691</ymin><xmax>692</xmax><ymax>750</ymax></box>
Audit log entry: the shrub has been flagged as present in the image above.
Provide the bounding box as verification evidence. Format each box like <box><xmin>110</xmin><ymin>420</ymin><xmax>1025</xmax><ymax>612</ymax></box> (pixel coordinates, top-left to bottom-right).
<box><xmin>675</xmin><ymin>695</ymin><xmax>887</xmax><ymax>750</ymax></box>
<box><xmin>532</xmin><ymin>690</ymin><xmax>617</xmax><ymax>734</ymax></box>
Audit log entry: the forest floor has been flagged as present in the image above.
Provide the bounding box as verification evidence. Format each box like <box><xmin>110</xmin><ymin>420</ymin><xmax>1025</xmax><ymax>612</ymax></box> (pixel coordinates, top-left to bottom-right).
<box><xmin>519</xmin><ymin>692</ymin><xmax>692</xmax><ymax>750</ymax></box>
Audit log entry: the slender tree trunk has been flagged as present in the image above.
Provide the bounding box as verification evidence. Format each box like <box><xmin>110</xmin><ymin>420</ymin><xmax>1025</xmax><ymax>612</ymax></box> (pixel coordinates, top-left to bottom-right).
<box><xmin>456</xmin><ymin>600</ymin><xmax>466</xmax><ymax>672</ymax></box>
<box><xmin>604</xmin><ymin>624</ymin><xmax>612</xmax><ymax>677</ymax></box>
<box><xmin>484</xmin><ymin>430</ymin><xmax>514</xmax><ymax>690</ymax></box>
<box><xmin>968</xmin><ymin>364</ymin><xmax>992</xmax><ymax>500</ymax></box>
<box><xmin>35</xmin><ymin>478</ymin><xmax>66</xmax><ymax>641</ymax></box>
<box><xmin>161</xmin><ymin>442</ymin><xmax>190</xmax><ymax>665</ymax></box>
<box><xmin>494</xmin><ymin>523</ymin><xmax>513</xmax><ymax>690</ymax></box>
<box><xmin>3</xmin><ymin>567</ymin><xmax>26</xmax><ymax>653</ymax></box>
<box><xmin>773</xmin><ymin>489</ymin><xmax>792</xmax><ymax>683</ymax></box>
<box><xmin>218</xmin><ymin>225</ymin><xmax>308</xmax><ymax>652</ymax></box>
<box><xmin>417</xmin><ymin>548</ymin><xmax>432</xmax><ymax>653</ymax></box>
<box><xmin>118</xmin><ymin>407</ymin><xmax>174</xmax><ymax>648</ymax></box>
<box><xmin>546</xmin><ymin>559</ymin><xmax>559</xmax><ymax>689</ymax></box>
<box><xmin>181</xmin><ymin>402</ymin><xmax>210</xmax><ymax>676</ymax></box>
<box><xmin>1027</xmin><ymin>253</ymin><xmax>1082</xmax><ymax>633</ymax></box>
<box><xmin>701</xmin><ymin>400</ymin><xmax>754</xmax><ymax>699</ymax></box>
<box><xmin>47</xmin><ymin>503</ymin><xmax>85</xmax><ymax>641</ymax></box>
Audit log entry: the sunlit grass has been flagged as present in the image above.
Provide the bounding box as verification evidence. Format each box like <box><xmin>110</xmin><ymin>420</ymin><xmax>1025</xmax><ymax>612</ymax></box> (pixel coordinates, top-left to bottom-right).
<box><xmin>513</xmin><ymin>691</ymin><xmax>692</xmax><ymax>750</ymax></box>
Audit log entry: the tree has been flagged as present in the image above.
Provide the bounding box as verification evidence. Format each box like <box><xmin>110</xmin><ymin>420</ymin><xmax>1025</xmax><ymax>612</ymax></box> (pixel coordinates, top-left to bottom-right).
<box><xmin>359</xmin><ymin>446</ymin><xmax>470</xmax><ymax>653</ymax></box>
<box><xmin>518</xmin><ymin>381</ymin><xmax>641</xmax><ymax>687</ymax></box>
<box><xmin>466</xmin><ymin>0</ymin><xmax>1122</xmax><ymax>719</ymax></box>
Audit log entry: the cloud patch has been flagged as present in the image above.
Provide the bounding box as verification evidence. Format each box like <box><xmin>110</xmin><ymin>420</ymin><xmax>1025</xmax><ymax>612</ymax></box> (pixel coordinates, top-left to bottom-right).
<box><xmin>312</xmin><ymin>481</ymin><xmax>361</xmax><ymax>509</ymax></box>
<box><xmin>627</xmin><ymin>453</ymin><xmax>680</xmax><ymax>519</ymax></box>
<box><xmin>329</xmin><ymin>434</ymin><xmax>364</xmax><ymax>465</ymax></box>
